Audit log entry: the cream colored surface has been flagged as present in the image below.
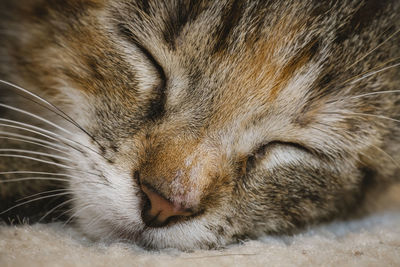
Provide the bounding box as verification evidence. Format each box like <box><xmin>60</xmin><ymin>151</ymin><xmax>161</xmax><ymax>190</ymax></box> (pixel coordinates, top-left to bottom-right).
<box><xmin>1</xmin><ymin>185</ymin><xmax>399</xmax><ymax>267</ymax></box>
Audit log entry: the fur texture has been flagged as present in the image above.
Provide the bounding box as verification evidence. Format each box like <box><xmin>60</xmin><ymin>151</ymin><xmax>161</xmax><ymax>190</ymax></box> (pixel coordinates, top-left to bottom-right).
<box><xmin>0</xmin><ymin>0</ymin><xmax>399</xmax><ymax>249</ymax></box>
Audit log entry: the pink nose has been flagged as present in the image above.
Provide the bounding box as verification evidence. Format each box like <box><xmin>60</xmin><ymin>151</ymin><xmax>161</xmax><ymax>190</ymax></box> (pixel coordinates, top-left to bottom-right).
<box><xmin>141</xmin><ymin>184</ymin><xmax>193</xmax><ymax>227</ymax></box>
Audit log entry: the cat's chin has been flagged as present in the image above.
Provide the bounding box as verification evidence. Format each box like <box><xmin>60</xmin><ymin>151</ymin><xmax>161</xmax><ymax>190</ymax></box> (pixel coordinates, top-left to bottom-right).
<box><xmin>76</xmin><ymin>213</ymin><xmax>225</xmax><ymax>250</ymax></box>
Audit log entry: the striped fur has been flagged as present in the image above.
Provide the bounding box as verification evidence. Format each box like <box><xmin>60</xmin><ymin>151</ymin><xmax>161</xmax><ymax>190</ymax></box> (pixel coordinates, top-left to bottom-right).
<box><xmin>0</xmin><ymin>0</ymin><xmax>399</xmax><ymax>249</ymax></box>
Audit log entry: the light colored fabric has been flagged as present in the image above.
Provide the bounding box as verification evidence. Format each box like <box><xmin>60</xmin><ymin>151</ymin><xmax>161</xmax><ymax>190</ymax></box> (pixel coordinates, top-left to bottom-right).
<box><xmin>1</xmin><ymin>185</ymin><xmax>399</xmax><ymax>267</ymax></box>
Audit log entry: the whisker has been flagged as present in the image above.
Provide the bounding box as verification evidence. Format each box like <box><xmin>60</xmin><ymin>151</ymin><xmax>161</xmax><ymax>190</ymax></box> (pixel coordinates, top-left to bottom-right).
<box><xmin>0</xmin><ymin>153</ymin><xmax>73</xmax><ymax>169</ymax></box>
<box><xmin>0</xmin><ymin>117</ymin><xmax>71</xmax><ymax>139</ymax></box>
<box><xmin>0</xmin><ymin>116</ymin><xmax>110</xmax><ymax>161</ymax></box>
<box><xmin>0</xmin><ymin>171</ymin><xmax>104</xmax><ymax>183</ymax></box>
<box><xmin>84</xmin><ymin>214</ymin><xmax>104</xmax><ymax>230</ymax></box>
<box><xmin>311</xmin><ymin>123</ymin><xmax>399</xmax><ymax>170</ymax></box>
<box><xmin>346</xmin><ymin>112</ymin><xmax>400</xmax><ymax>124</ymax></box>
<box><xmin>0</xmin><ymin>192</ymin><xmax>72</xmax><ymax>215</ymax></box>
<box><xmin>63</xmin><ymin>204</ymin><xmax>94</xmax><ymax>226</ymax></box>
<box><xmin>0</xmin><ymin>131</ymin><xmax>69</xmax><ymax>151</ymax></box>
<box><xmin>53</xmin><ymin>207</ymin><xmax>75</xmax><ymax>223</ymax></box>
<box><xmin>39</xmin><ymin>198</ymin><xmax>76</xmax><ymax>223</ymax></box>
<box><xmin>16</xmin><ymin>189</ymin><xmax>72</xmax><ymax>202</ymax></box>
<box><xmin>55</xmin><ymin>207</ymin><xmax>76</xmax><ymax>225</ymax></box>
<box><xmin>342</xmin><ymin>57</ymin><xmax>400</xmax><ymax>87</ymax></box>
<box><xmin>0</xmin><ymin>177</ymin><xmax>69</xmax><ymax>183</ymax></box>
<box><xmin>0</xmin><ymin>103</ymin><xmax>73</xmax><ymax>135</ymax></box>
<box><xmin>315</xmin><ymin>57</ymin><xmax>400</xmax><ymax>103</ymax></box>
<box><xmin>350</xmin><ymin>62</ymin><xmax>400</xmax><ymax>85</ymax></box>
<box><xmin>348</xmin><ymin>90</ymin><xmax>400</xmax><ymax>99</ymax></box>
<box><xmin>346</xmin><ymin>28</ymin><xmax>400</xmax><ymax>71</ymax></box>
<box><xmin>0</xmin><ymin>119</ymin><xmax>90</xmax><ymax>155</ymax></box>
<box><xmin>0</xmin><ymin>154</ymin><xmax>101</xmax><ymax>176</ymax></box>
<box><xmin>321</xmin><ymin>111</ymin><xmax>400</xmax><ymax>125</ymax></box>
<box><xmin>0</xmin><ymin>148</ymin><xmax>74</xmax><ymax>163</ymax></box>
<box><xmin>0</xmin><ymin>123</ymin><xmax>62</xmax><ymax>142</ymax></box>
<box><xmin>1</xmin><ymin>80</ymin><xmax>87</xmax><ymax>131</ymax></box>
<box><xmin>0</xmin><ymin>125</ymin><xmax>85</xmax><ymax>155</ymax></box>
<box><xmin>0</xmin><ymin>136</ymin><xmax>70</xmax><ymax>155</ymax></box>
<box><xmin>0</xmin><ymin>171</ymin><xmax>77</xmax><ymax>177</ymax></box>
<box><xmin>0</xmin><ymin>79</ymin><xmax>108</xmax><ymax>153</ymax></box>
<box><xmin>0</xmin><ymin>170</ymin><xmax>109</xmax><ymax>186</ymax></box>
<box><xmin>0</xmin><ymin>176</ymin><xmax>111</xmax><ymax>189</ymax></box>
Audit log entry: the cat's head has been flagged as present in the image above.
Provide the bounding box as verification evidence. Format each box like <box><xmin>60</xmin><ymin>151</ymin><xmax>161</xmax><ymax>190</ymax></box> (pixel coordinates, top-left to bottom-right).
<box><xmin>1</xmin><ymin>0</ymin><xmax>399</xmax><ymax>249</ymax></box>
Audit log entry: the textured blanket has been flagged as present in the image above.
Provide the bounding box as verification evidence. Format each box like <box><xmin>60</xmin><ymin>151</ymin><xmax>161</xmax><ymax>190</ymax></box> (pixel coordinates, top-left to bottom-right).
<box><xmin>1</xmin><ymin>185</ymin><xmax>399</xmax><ymax>267</ymax></box>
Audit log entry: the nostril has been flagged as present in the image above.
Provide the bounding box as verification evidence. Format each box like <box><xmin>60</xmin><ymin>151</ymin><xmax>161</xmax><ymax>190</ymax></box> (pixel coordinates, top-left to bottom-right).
<box><xmin>140</xmin><ymin>183</ymin><xmax>194</xmax><ymax>227</ymax></box>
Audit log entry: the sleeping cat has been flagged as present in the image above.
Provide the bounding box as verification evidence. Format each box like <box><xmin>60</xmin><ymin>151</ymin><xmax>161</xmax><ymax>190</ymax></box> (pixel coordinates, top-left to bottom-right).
<box><xmin>0</xmin><ymin>0</ymin><xmax>399</xmax><ymax>249</ymax></box>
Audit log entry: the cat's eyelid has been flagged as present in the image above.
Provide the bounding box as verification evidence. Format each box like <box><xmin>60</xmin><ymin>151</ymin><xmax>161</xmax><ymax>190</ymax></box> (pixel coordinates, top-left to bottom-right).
<box><xmin>254</xmin><ymin>141</ymin><xmax>314</xmax><ymax>158</ymax></box>
<box><xmin>117</xmin><ymin>24</ymin><xmax>167</xmax><ymax>119</ymax></box>
<box><xmin>117</xmin><ymin>24</ymin><xmax>167</xmax><ymax>90</ymax></box>
<box><xmin>245</xmin><ymin>141</ymin><xmax>318</xmax><ymax>173</ymax></box>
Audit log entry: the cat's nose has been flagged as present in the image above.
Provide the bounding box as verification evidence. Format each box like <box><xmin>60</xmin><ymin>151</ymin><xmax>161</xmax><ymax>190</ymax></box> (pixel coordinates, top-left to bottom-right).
<box><xmin>140</xmin><ymin>183</ymin><xmax>194</xmax><ymax>227</ymax></box>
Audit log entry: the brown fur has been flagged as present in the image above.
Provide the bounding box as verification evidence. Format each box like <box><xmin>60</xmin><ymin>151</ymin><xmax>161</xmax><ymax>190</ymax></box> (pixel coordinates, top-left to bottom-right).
<box><xmin>0</xmin><ymin>0</ymin><xmax>399</xmax><ymax>249</ymax></box>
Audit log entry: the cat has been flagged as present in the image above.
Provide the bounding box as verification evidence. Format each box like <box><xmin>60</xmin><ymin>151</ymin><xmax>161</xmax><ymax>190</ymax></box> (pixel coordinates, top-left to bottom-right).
<box><xmin>0</xmin><ymin>0</ymin><xmax>399</xmax><ymax>250</ymax></box>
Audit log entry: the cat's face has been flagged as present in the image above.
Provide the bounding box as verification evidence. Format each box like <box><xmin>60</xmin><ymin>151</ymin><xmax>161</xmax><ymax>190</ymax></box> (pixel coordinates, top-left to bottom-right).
<box><xmin>1</xmin><ymin>0</ymin><xmax>399</xmax><ymax>249</ymax></box>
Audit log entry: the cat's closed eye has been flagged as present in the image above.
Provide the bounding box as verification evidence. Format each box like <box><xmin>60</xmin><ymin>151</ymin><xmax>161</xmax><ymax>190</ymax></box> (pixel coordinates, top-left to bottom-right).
<box><xmin>245</xmin><ymin>141</ymin><xmax>314</xmax><ymax>173</ymax></box>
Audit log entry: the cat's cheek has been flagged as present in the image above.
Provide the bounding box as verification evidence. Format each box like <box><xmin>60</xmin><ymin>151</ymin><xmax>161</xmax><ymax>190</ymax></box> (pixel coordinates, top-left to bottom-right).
<box><xmin>239</xmin><ymin>156</ymin><xmax>363</xmax><ymax>235</ymax></box>
<box><xmin>66</xmin><ymin>154</ymin><xmax>144</xmax><ymax>235</ymax></box>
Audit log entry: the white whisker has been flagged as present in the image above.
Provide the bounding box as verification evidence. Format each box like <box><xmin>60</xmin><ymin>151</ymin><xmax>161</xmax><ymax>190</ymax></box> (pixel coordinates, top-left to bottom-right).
<box><xmin>0</xmin><ymin>123</ymin><xmax>61</xmax><ymax>143</ymax></box>
<box><xmin>17</xmin><ymin>189</ymin><xmax>72</xmax><ymax>202</ymax></box>
<box><xmin>0</xmin><ymin>153</ymin><xmax>73</xmax><ymax>169</ymax></box>
<box><xmin>315</xmin><ymin>57</ymin><xmax>400</xmax><ymax>102</ymax></box>
<box><xmin>348</xmin><ymin>90</ymin><xmax>400</xmax><ymax>99</ymax></box>
<box><xmin>0</xmin><ymin>176</ymin><xmax>109</xmax><ymax>188</ymax></box>
<box><xmin>0</xmin><ymin>171</ymin><xmax>76</xmax><ymax>177</ymax></box>
<box><xmin>0</xmin><ymin>148</ymin><xmax>74</xmax><ymax>163</ymax></box>
<box><xmin>0</xmin><ymin>192</ymin><xmax>72</xmax><ymax>215</ymax></box>
<box><xmin>1</xmin><ymin>80</ymin><xmax>84</xmax><ymax>130</ymax></box>
<box><xmin>341</xmin><ymin>57</ymin><xmax>400</xmax><ymax>87</ymax></box>
<box><xmin>0</xmin><ymin>103</ymin><xmax>73</xmax><ymax>135</ymax></box>
<box><xmin>0</xmin><ymin>124</ymin><xmax>86</xmax><ymax>156</ymax></box>
<box><xmin>350</xmin><ymin>62</ymin><xmax>400</xmax><ymax>85</ymax></box>
<box><xmin>0</xmin><ymin>131</ymin><xmax>69</xmax><ymax>151</ymax></box>
<box><xmin>346</xmin><ymin>28</ymin><xmax>400</xmax><ymax>71</ymax></box>
<box><xmin>0</xmin><ymin>177</ymin><xmax>69</xmax><ymax>183</ymax></box>
<box><xmin>0</xmin><ymin>170</ymin><xmax>105</xmax><ymax>182</ymax></box>
<box><xmin>63</xmin><ymin>204</ymin><xmax>94</xmax><ymax>226</ymax></box>
<box><xmin>1</xmin><ymin>81</ymin><xmax>113</xmax><ymax>161</ymax></box>
<box><xmin>0</xmin><ymin>154</ymin><xmax>100</xmax><ymax>176</ymax></box>
<box><xmin>0</xmin><ymin>79</ymin><xmax>105</xmax><ymax>149</ymax></box>
<box><xmin>348</xmin><ymin>112</ymin><xmax>400</xmax><ymax>124</ymax></box>
<box><xmin>0</xmin><ymin>136</ymin><xmax>70</xmax><ymax>155</ymax></box>
<box><xmin>84</xmin><ymin>214</ymin><xmax>104</xmax><ymax>230</ymax></box>
<box><xmin>0</xmin><ymin>119</ymin><xmax>90</xmax><ymax>154</ymax></box>
<box><xmin>39</xmin><ymin>198</ymin><xmax>76</xmax><ymax>223</ymax></box>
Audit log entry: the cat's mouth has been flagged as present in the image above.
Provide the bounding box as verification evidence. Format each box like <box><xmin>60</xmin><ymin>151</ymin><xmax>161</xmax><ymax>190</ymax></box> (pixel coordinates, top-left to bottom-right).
<box><xmin>94</xmin><ymin>207</ymin><xmax>214</xmax><ymax>250</ymax></box>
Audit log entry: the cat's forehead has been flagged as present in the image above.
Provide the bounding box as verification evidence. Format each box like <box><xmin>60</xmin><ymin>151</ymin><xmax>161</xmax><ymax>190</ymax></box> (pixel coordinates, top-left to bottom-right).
<box><xmin>113</xmin><ymin>1</ymin><xmax>324</xmax><ymax>117</ymax></box>
<box><xmin>114</xmin><ymin>1</ymin><xmax>320</xmax><ymax>62</ymax></box>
